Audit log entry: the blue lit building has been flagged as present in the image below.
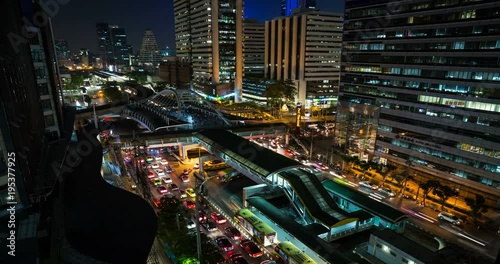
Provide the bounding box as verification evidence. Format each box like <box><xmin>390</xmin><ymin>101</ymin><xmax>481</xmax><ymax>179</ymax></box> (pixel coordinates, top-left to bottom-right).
<box><xmin>281</xmin><ymin>0</ymin><xmax>316</xmax><ymax>16</ymax></box>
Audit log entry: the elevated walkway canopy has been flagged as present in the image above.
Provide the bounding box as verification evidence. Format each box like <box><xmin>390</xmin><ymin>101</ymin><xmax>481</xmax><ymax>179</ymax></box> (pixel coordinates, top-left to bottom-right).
<box><xmin>246</xmin><ymin>196</ymin><xmax>357</xmax><ymax>264</ymax></box>
<box><xmin>195</xmin><ymin>129</ymin><xmax>302</xmax><ymax>180</ymax></box>
<box><xmin>322</xmin><ymin>180</ymin><xmax>409</xmax><ymax>224</ymax></box>
<box><xmin>278</xmin><ymin>169</ymin><xmax>357</xmax><ymax>228</ymax></box>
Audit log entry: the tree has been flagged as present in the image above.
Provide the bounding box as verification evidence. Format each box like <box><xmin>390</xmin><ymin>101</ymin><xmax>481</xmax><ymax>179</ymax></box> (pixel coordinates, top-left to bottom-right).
<box><xmin>125</xmin><ymin>71</ymin><xmax>148</xmax><ymax>84</ymax></box>
<box><xmin>264</xmin><ymin>80</ymin><xmax>297</xmax><ymax>117</ymax></box>
<box><xmin>340</xmin><ymin>155</ymin><xmax>357</xmax><ymax>171</ymax></box>
<box><xmin>64</xmin><ymin>75</ymin><xmax>84</xmax><ymax>89</ymax></box>
<box><xmin>433</xmin><ymin>184</ymin><xmax>458</xmax><ymax>210</ymax></box>
<box><xmin>358</xmin><ymin>161</ymin><xmax>371</xmax><ymax>179</ymax></box>
<box><xmin>380</xmin><ymin>163</ymin><xmax>396</xmax><ymax>187</ymax></box>
<box><xmin>157</xmin><ymin>196</ymin><xmax>186</xmax><ymax>236</ymax></box>
<box><xmin>200</xmin><ymin>234</ymin><xmax>224</xmax><ymax>263</ymax></box>
<box><xmin>420</xmin><ymin>180</ymin><xmax>440</xmax><ymax>206</ymax></box>
<box><xmin>465</xmin><ymin>194</ymin><xmax>488</xmax><ymax>224</ymax></box>
<box><xmin>102</xmin><ymin>87</ymin><xmax>124</xmax><ymax>102</ymax></box>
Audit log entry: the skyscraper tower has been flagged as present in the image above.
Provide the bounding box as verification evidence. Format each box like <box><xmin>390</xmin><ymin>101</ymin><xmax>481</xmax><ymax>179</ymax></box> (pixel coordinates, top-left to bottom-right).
<box><xmin>173</xmin><ymin>0</ymin><xmax>244</xmax><ymax>102</ymax></box>
<box><xmin>96</xmin><ymin>23</ymin><xmax>113</xmax><ymax>68</ymax></box>
<box><xmin>55</xmin><ymin>39</ymin><xmax>70</xmax><ymax>59</ymax></box>
<box><xmin>281</xmin><ymin>0</ymin><xmax>316</xmax><ymax>16</ymax></box>
<box><xmin>96</xmin><ymin>23</ymin><xmax>131</xmax><ymax>70</ymax></box>
<box><xmin>243</xmin><ymin>19</ymin><xmax>265</xmax><ymax>78</ymax></box>
<box><xmin>337</xmin><ymin>0</ymin><xmax>500</xmax><ymax>202</ymax></box>
<box><xmin>138</xmin><ymin>28</ymin><xmax>161</xmax><ymax>68</ymax></box>
<box><xmin>109</xmin><ymin>25</ymin><xmax>130</xmax><ymax>67</ymax></box>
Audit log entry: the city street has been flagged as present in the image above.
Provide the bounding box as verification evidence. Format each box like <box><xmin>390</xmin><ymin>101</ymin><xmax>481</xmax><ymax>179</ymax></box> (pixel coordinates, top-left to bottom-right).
<box><xmin>245</xmin><ymin>136</ymin><xmax>500</xmax><ymax>261</ymax></box>
<box><xmin>110</xmin><ymin>137</ymin><xmax>499</xmax><ymax>263</ymax></box>
<box><xmin>119</xmin><ymin>147</ymin><xmax>273</xmax><ymax>264</ymax></box>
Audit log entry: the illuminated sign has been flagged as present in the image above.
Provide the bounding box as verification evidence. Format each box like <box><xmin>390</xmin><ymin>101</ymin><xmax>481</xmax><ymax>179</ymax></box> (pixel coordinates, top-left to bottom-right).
<box><xmin>296</xmin><ymin>103</ymin><xmax>302</xmax><ymax>128</ymax></box>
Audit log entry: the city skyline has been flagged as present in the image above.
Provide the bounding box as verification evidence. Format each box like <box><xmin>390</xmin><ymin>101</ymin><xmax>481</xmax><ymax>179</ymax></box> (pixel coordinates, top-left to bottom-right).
<box><xmin>51</xmin><ymin>0</ymin><xmax>344</xmax><ymax>54</ymax></box>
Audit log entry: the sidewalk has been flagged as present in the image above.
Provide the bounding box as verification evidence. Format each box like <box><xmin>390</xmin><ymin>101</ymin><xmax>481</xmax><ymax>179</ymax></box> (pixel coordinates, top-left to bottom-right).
<box><xmin>344</xmin><ymin>165</ymin><xmax>500</xmax><ymax>228</ymax></box>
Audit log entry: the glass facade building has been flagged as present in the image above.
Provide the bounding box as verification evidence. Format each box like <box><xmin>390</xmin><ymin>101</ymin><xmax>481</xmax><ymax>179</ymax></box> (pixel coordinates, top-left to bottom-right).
<box><xmin>173</xmin><ymin>0</ymin><xmax>244</xmax><ymax>101</ymax></box>
<box><xmin>337</xmin><ymin>0</ymin><xmax>500</xmax><ymax>200</ymax></box>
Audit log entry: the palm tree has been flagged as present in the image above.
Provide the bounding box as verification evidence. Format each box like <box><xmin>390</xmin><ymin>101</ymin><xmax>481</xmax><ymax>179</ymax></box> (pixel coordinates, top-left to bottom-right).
<box><xmin>421</xmin><ymin>180</ymin><xmax>440</xmax><ymax>206</ymax></box>
<box><xmin>380</xmin><ymin>163</ymin><xmax>396</xmax><ymax>187</ymax></box>
<box><xmin>465</xmin><ymin>194</ymin><xmax>488</xmax><ymax>224</ymax></box>
<box><xmin>433</xmin><ymin>184</ymin><xmax>459</xmax><ymax>210</ymax></box>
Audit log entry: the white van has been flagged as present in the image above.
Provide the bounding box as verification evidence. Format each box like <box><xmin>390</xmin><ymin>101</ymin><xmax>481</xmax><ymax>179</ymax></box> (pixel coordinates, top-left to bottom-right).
<box><xmin>438</xmin><ymin>212</ymin><xmax>462</xmax><ymax>225</ymax></box>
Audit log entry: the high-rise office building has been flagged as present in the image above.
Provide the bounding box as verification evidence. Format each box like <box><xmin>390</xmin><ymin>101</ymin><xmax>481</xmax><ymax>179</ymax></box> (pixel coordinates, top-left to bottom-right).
<box><xmin>337</xmin><ymin>0</ymin><xmax>500</xmax><ymax>202</ymax></box>
<box><xmin>110</xmin><ymin>25</ymin><xmax>130</xmax><ymax>66</ymax></box>
<box><xmin>1</xmin><ymin>0</ymin><xmax>48</xmax><ymax>210</ymax></box>
<box><xmin>281</xmin><ymin>0</ymin><xmax>316</xmax><ymax>16</ymax></box>
<box><xmin>138</xmin><ymin>28</ymin><xmax>162</xmax><ymax>68</ymax></box>
<box><xmin>55</xmin><ymin>39</ymin><xmax>73</xmax><ymax>67</ymax></box>
<box><xmin>96</xmin><ymin>23</ymin><xmax>114</xmax><ymax>68</ymax></box>
<box><xmin>28</xmin><ymin>25</ymin><xmax>64</xmax><ymax>140</ymax></box>
<box><xmin>173</xmin><ymin>0</ymin><xmax>244</xmax><ymax>102</ymax></box>
<box><xmin>80</xmin><ymin>48</ymin><xmax>89</xmax><ymax>66</ymax></box>
<box><xmin>55</xmin><ymin>39</ymin><xmax>70</xmax><ymax>59</ymax></box>
<box><xmin>243</xmin><ymin>18</ymin><xmax>265</xmax><ymax>77</ymax></box>
<box><xmin>96</xmin><ymin>23</ymin><xmax>131</xmax><ymax>69</ymax></box>
<box><xmin>174</xmin><ymin>0</ymin><xmax>191</xmax><ymax>61</ymax></box>
<box><xmin>265</xmin><ymin>9</ymin><xmax>343</xmax><ymax>109</ymax></box>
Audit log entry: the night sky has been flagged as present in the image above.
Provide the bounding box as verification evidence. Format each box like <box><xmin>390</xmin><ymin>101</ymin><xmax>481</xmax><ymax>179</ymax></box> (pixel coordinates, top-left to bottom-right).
<box><xmin>52</xmin><ymin>0</ymin><xmax>345</xmax><ymax>54</ymax></box>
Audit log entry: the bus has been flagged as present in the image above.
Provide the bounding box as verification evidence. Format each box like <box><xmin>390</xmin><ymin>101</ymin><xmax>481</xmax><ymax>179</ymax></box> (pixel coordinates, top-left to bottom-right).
<box><xmin>234</xmin><ymin>209</ymin><xmax>277</xmax><ymax>246</ymax></box>
<box><xmin>203</xmin><ymin>159</ymin><xmax>229</xmax><ymax>171</ymax></box>
<box><xmin>275</xmin><ymin>242</ymin><xmax>316</xmax><ymax>264</ymax></box>
<box><xmin>217</xmin><ymin>168</ymin><xmax>240</xmax><ymax>182</ymax></box>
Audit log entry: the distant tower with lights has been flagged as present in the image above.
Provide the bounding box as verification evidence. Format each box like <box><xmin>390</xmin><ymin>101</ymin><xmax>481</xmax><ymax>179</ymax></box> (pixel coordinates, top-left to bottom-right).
<box><xmin>138</xmin><ymin>28</ymin><xmax>162</xmax><ymax>68</ymax></box>
<box><xmin>281</xmin><ymin>0</ymin><xmax>316</xmax><ymax>16</ymax></box>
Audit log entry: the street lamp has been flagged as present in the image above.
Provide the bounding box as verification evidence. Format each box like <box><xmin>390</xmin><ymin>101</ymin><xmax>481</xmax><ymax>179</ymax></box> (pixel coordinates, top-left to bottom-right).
<box><xmin>454</xmin><ymin>188</ymin><xmax>460</xmax><ymax>206</ymax></box>
<box><xmin>309</xmin><ymin>133</ymin><xmax>314</xmax><ymax>160</ymax></box>
<box><xmin>194</xmin><ymin>154</ymin><xmax>217</xmax><ymax>263</ymax></box>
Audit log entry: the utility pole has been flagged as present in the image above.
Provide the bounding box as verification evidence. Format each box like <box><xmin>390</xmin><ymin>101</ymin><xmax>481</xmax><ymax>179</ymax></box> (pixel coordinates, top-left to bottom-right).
<box><xmin>176</xmin><ymin>213</ymin><xmax>180</xmax><ymax>231</ymax></box>
<box><xmin>93</xmin><ymin>103</ymin><xmax>98</xmax><ymax>129</ymax></box>
<box><xmin>194</xmin><ymin>172</ymin><xmax>202</xmax><ymax>263</ymax></box>
<box><xmin>309</xmin><ymin>133</ymin><xmax>313</xmax><ymax>160</ymax></box>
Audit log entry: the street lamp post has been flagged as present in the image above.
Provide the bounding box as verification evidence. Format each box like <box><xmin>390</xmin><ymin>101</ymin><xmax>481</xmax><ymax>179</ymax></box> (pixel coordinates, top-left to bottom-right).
<box><xmin>309</xmin><ymin>133</ymin><xmax>314</xmax><ymax>160</ymax></box>
<box><xmin>194</xmin><ymin>154</ymin><xmax>216</xmax><ymax>263</ymax></box>
<box><xmin>93</xmin><ymin>103</ymin><xmax>98</xmax><ymax>129</ymax></box>
<box><xmin>454</xmin><ymin>188</ymin><xmax>460</xmax><ymax>206</ymax></box>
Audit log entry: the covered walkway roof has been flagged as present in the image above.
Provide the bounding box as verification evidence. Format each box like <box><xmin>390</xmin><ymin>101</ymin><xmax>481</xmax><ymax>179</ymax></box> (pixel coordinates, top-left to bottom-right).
<box><xmin>195</xmin><ymin>129</ymin><xmax>302</xmax><ymax>178</ymax></box>
<box><xmin>246</xmin><ymin>196</ymin><xmax>357</xmax><ymax>264</ymax></box>
<box><xmin>279</xmin><ymin>169</ymin><xmax>354</xmax><ymax>228</ymax></box>
<box><xmin>322</xmin><ymin>180</ymin><xmax>409</xmax><ymax>224</ymax></box>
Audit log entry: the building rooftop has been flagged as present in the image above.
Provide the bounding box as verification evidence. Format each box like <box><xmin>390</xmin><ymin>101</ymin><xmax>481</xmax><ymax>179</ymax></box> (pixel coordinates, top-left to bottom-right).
<box><xmin>372</xmin><ymin>229</ymin><xmax>435</xmax><ymax>263</ymax></box>
<box><xmin>246</xmin><ymin>196</ymin><xmax>357</xmax><ymax>264</ymax></box>
<box><xmin>322</xmin><ymin>180</ymin><xmax>409</xmax><ymax>224</ymax></box>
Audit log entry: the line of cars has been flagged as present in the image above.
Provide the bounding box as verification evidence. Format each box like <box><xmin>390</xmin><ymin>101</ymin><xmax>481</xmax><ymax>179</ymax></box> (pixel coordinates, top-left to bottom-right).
<box><xmin>185</xmin><ymin>205</ymin><xmax>265</xmax><ymax>263</ymax></box>
<box><xmin>359</xmin><ymin>181</ymin><xmax>396</xmax><ymax>197</ymax></box>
